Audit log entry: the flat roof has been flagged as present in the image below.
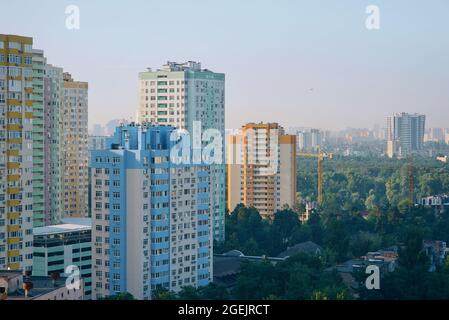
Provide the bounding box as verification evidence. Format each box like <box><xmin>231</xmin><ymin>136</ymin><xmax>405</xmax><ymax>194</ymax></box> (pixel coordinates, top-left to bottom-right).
<box><xmin>0</xmin><ymin>270</ymin><xmax>22</xmax><ymax>280</ymax></box>
<box><xmin>60</xmin><ymin>218</ymin><xmax>91</xmax><ymax>226</ymax></box>
<box><xmin>5</xmin><ymin>276</ymin><xmax>74</xmax><ymax>300</ymax></box>
<box><xmin>33</xmin><ymin>219</ymin><xmax>91</xmax><ymax>236</ymax></box>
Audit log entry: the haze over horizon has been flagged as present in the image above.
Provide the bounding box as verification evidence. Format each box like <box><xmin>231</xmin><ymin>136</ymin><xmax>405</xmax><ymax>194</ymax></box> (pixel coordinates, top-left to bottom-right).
<box><xmin>1</xmin><ymin>0</ymin><xmax>448</xmax><ymax>131</ymax></box>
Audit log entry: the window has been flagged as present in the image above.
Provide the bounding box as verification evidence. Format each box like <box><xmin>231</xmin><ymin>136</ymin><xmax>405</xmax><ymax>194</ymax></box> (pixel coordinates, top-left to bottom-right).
<box><xmin>23</xmin><ymin>56</ymin><xmax>32</xmax><ymax>65</ymax></box>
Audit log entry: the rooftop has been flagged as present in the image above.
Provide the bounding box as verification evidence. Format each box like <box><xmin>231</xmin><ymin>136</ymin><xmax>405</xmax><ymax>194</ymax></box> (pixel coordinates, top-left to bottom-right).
<box><xmin>161</xmin><ymin>61</ymin><xmax>202</xmax><ymax>72</ymax></box>
<box><xmin>4</xmin><ymin>276</ymin><xmax>72</xmax><ymax>300</ymax></box>
<box><xmin>277</xmin><ymin>241</ymin><xmax>323</xmax><ymax>259</ymax></box>
<box><xmin>33</xmin><ymin>219</ymin><xmax>91</xmax><ymax>236</ymax></box>
<box><xmin>0</xmin><ymin>270</ymin><xmax>22</xmax><ymax>280</ymax></box>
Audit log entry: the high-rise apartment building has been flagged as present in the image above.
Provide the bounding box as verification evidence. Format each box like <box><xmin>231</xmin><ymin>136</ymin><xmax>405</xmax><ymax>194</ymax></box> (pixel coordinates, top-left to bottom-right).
<box><xmin>34</xmin><ymin>54</ymin><xmax>87</xmax><ymax>224</ymax></box>
<box><xmin>424</xmin><ymin>128</ymin><xmax>445</xmax><ymax>143</ymax></box>
<box><xmin>138</xmin><ymin>61</ymin><xmax>225</xmax><ymax>241</ymax></box>
<box><xmin>91</xmin><ymin>123</ymin><xmax>213</xmax><ymax>300</ymax></box>
<box><xmin>32</xmin><ymin>50</ymin><xmax>45</xmax><ymax>227</ymax></box>
<box><xmin>0</xmin><ymin>35</ymin><xmax>34</xmax><ymax>271</ymax></box>
<box><xmin>61</xmin><ymin>72</ymin><xmax>89</xmax><ymax>218</ymax></box>
<box><xmin>296</xmin><ymin>128</ymin><xmax>323</xmax><ymax>152</ymax></box>
<box><xmin>386</xmin><ymin>112</ymin><xmax>426</xmax><ymax>158</ymax></box>
<box><xmin>0</xmin><ymin>34</ymin><xmax>88</xmax><ymax>272</ymax></box>
<box><xmin>88</xmin><ymin>135</ymin><xmax>108</xmax><ymax>153</ymax></box>
<box><xmin>227</xmin><ymin>123</ymin><xmax>296</xmax><ymax>218</ymax></box>
<box><xmin>44</xmin><ymin>64</ymin><xmax>63</xmax><ymax>225</ymax></box>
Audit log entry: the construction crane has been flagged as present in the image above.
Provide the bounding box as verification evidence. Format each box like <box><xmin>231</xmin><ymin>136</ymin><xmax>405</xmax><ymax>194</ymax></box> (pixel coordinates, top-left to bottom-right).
<box><xmin>408</xmin><ymin>155</ymin><xmax>415</xmax><ymax>206</ymax></box>
<box><xmin>298</xmin><ymin>146</ymin><xmax>333</xmax><ymax>206</ymax></box>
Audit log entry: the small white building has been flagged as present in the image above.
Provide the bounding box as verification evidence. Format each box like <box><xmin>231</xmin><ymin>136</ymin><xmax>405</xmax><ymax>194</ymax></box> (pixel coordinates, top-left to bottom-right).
<box><xmin>419</xmin><ymin>195</ymin><xmax>449</xmax><ymax>207</ymax></box>
<box><xmin>436</xmin><ymin>155</ymin><xmax>448</xmax><ymax>163</ymax></box>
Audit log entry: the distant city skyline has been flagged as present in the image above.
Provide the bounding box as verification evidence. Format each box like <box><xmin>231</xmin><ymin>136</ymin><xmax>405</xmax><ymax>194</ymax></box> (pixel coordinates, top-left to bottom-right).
<box><xmin>1</xmin><ymin>0</ymin><xmax>448</xmax><ymax>131</ymax></box>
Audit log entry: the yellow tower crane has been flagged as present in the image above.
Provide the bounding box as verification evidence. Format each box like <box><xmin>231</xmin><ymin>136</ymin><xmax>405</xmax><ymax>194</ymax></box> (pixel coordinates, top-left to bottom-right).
<box><xmin>298</xmin><ymin>146</ymin><xmax>333</xmax><ymax>206</ymax></box>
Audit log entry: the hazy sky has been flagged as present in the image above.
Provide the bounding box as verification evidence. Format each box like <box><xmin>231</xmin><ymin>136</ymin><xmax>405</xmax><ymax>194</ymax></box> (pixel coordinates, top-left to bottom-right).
<box><xmin>1</xmin><ymin>0</ymin><xmax>448</xmax><ymax>131</ymax></box>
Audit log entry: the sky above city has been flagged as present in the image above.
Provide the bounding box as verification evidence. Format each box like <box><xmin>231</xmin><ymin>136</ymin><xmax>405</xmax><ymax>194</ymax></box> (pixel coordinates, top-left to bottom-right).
<box><xmin>1</xmin><ymin>0</ymin><xmax>448</xmax><ymax>131</ymax></box>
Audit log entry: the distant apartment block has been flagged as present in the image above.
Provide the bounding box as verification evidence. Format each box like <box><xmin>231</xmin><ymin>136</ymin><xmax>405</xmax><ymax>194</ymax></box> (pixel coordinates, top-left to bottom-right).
<box><xmin>227</xmin><ymin>123</ymin><xmax>296</xmax><ymax>218</ymax></box>
<box><xmin>33</xmin><ymin>218</ymin><xmax>92</xmax><ymax>299</ymax></box>
<box><xmin>89</xmin><ymin>136</ymin><xmax>108</xmax><ymax>152</ymax></box>
<box><xmin>138</xmin><ymin>61</ymin><xmax>226</xmax><ymax>241</ymax></box>
<box><xmin>297</xmin><ymin>128</ymin><xmax>323</xmax><ymax>152</ymax></box>
<box><xmin>61</xmin><ymin>72</ymin><xmax>89</xmax><ymax>218</ymax></box>
<box><xmin>88</xmin><ymin>136</ymin><xmax>108</xmax><ymax>181</ymax></box>
<box><xmin>424</xmin><ymin>128</ymin><xmax>446</xmax><ymax>143</ymax></box>
<box><xmin>90</xmin><ymin>123</ymin><xmax>213</xmax><ymax>300</ymax></box>
<box><xmin>386</xmin><ymin>112</ymin><xmax>425</xmax><ymax>158</ymax></box>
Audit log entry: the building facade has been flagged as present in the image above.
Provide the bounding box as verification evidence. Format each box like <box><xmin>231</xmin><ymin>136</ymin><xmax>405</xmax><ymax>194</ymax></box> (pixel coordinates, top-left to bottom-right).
<box><xmin>296</xmin><ymin>128</ymin><xmax>323</xmax><ymax>152</ymax></box>
<box><xmin>227</xmin><ymin>123</ymin><xmax>296</xmax><ymax>218</ymax></box>
<box><xmin>88</xmin><ymin>135</ymin><xmax>108</xmax><ymax>153</ymax></box>
<box><xmin>91</xmin><ymin>123</ymin><xmax>213</xmax><ymax>300</ymax></box>
<box><xmin>32</xmin><ymin>218</ymin><xmax>92</xmax><ymax>299</ymax></box>
<box><xmin>386</xmin><ymin>112</ymin><xmax>426</xmax><ymax>158</ymax></box>
<box><xmin>0</xmin><ymin>35</ymin><xmax>34</xmax><ymax>271</ymax></box>
<box><xmin>32</xmin><ymin>49</ymin><xmax>46</xmax><ymax>227</ymax></box>
<box><xmin>61</xmin><ymin>72</ymin><xmax>89</xmax><ymax>218</ymax></box>
<box><xmin>138</xmin><ymin>61</ymin><xmax>225</xmax><ymax>241</ymax></box>
<box><xmin>43</xmin><ymin>64</ymin><xmax>63</xmax><ymax>225</ymax></box>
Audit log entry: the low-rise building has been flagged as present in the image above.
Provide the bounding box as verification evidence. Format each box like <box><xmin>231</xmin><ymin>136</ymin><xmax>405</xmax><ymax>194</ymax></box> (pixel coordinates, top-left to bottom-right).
<box><xmin>436</xmin><ymin>155</ymin><xmax>448</xmax><ymax>163</ymax></box>
<box><xmin>418</xmin><ymin>195</ymin><xmax>449</xmax><ymax>208</ymax></box>
<box><xmin>213</xmin><ymin>242</ymin><xmax>322</xmax><ymax>290</ymax></box>
<box><xmin>277</xmin><ymin>241</ymin><xmax>323</xmax><ymax>259</ymax></box>
<box><xmin>0</xmin><ymin>271</ymin><xmax>84</xmax><ymax>300</ymax></box>
<box><xmin>33</xmin><ymin>218</ymin><xmax>92</xmax><ymax>299</ymax></box>
<box><xmin>328</xmin><ymin>247</ymin><xmax>399</xmax><ymax>294</ymax></box>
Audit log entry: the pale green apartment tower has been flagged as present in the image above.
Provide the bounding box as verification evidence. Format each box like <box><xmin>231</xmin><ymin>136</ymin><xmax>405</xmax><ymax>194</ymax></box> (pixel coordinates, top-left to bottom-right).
<box><xmin>44</xmin><ymin>64</ymin><xmax>63</xmax><ymax>225</ymax></box>
<box><xmin>138</xmin><ymin>61</ymin><xmax>226</xmax><ymax>241</ymax></box>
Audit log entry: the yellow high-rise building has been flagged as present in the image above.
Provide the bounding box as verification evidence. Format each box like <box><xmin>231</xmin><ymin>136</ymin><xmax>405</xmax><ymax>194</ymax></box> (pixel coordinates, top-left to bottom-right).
<box><xmin>227</xmin><ymin>123</ymin><xmax>296</xmax><ymax>218</ymax></box>
<box><xmin>0</xmin><ymin>35</ymin><xmax>34</xmax><ymax>271</ymax></box>
<box><xmin>61</xmin><ymin>72</ymin><xmax>89</xmax><ymax>218</ymax></box>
